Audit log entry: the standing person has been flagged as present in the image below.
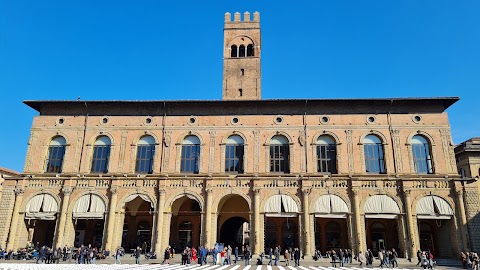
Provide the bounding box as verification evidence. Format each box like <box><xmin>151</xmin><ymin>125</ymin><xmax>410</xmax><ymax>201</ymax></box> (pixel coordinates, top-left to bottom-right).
<box><xmin>115</xmin><ymin>247</ymin><xmax>123</xmax><ymax>264</ymax></box>
<box><xmin>227</xmin><ymin>245</ymin><xmax>232</xmax><ymax>265</ymax></box>
<box><xmin>284</xmin><ymin>249</ymin><xmax>290</xmax><ymax>266</ymax></box>
<box><xmin>212</xmin><ymin>246</ymin><xmax>218</xmax><ymax>265</ymax></box>
<box><xmin>37</xmin><ymin>246</ymin><xmax>46</xmax><ymax>264</ymax></box>
<box><xmin>192</xmin><ymin>247</ymin><xmax>198</xmax><ymax>264</ymax></box>
<box><xmin>62</xmin><ymin>245</ymin><xmax>67</xmax><ymax>261</ymax></box>
<box><xmin>358</xmin><ymin>251</ymin><xmax>364</xmax><ymax>266</ymax></box>
<box><xmin>163</xmin><ymin>247</ymin><xmax>171</xmax><ymax>264</ymax></box>
<box><xmin>391</xmin><ymin>248</ymin><xmax>399</xmax><ymax>268</ymax></box>
<box><xmin>418</xmin><ymin>250</ymin><xmax>424</xmax><ymax>266</ymax></box>
<box><xmin>142</xmin><ymin>242</ymin><xmax>147</xmax><ymax>254</ymax></box>
<box><xmin>338</xmin><ymin>249</ymin><xmax>344</xmax><ymax>267</ymax></box>
<box><xmin>274</xmin><ymin>246</ymin><xmax>280</xmax><ymax>266</ymax></box>
<box><xmin>244</xmin><ymin>246</ymin><xmax>251</xmax><ymax>266</ymax></box>
<box><xmin>234</xmin><ymin>246</ymin><xmax>239</xmax><ymax>264</ymax></box>
<box><xmin>198</xmin><ymin>246</ymin><xmax>205</xmax><ymax>265</ymax></box>
<box><xmin>268</xmin><ymin>248</ymin><xmax>273</xmax><ymax>265</ymax></box>
<box><xmin>135</xmin><ymin>246</ymin><xmax>141</xmax><ymax>265</ymax></box>
<box><xmin>294</xmin><ymin>247</ymin><xmax>301</xmax><ymax>267</ymax></box>
<box><xmin>378</xmin><ymin>249</ymin><xmax>385</xmax><ymax>268</ymax></box>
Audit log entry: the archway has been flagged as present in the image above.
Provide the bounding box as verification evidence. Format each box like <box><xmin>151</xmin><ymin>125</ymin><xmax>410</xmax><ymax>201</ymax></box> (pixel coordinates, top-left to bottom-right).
<box><xmin>169</xmin><ymin>195</ymin><xmax>201</xmax><ymax>253</ymax></box>
<box><xmin>416</xmin><ymin>195</ymin><xmax>455</xmax><ymax>257</ymax></box>
<box><xmin>24</xmin><ymin>193</ymin><xmax>59</xmax><ymax>248</ymax></box>
<box><xmin>121</xmin><ymin>194</ymin><xmax>154</xmax><ymax>253</ymax></box>
<box><xmin>72</xmin><ymin>194</ymin><xmax>106</xmax><ymax>248</ymax></box>
<box><xmin>313</xmin><ymin>194</ymin><xmax>349</xmax><ymax>254</ymax></box>
<box><xmin>217</xmin><ymin>194</ymin><xmax>250</xmax><ymax>253</ymax></box>
<box><xmin>264</xmin><ymin>194</ymin><xmax>299</xmax><ymax>253</ymax></box>
<box><xmin>364</xmin><ymin>195</ymin><xmax>401</xmax><ymax>256</ymax></box>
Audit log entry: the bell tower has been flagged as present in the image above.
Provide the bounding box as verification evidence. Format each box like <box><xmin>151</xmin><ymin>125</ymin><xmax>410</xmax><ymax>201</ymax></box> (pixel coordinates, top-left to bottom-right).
<box><xmin>222</xmin><ymin>11</ymin><xmax>261</xmax><ymax>100</ymax></box>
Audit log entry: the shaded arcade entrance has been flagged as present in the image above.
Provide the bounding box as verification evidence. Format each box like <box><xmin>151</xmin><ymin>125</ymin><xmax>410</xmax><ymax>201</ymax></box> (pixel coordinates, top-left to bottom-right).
<box><xmin>169</xmin><ymin>195</ymin><xmax>201</xmax><ymax>252</ymax></box>
<box><xmin>364</xmin><ymin>195</ymin><xmax>401</xmax><ymax>256</ymax></box>
<box><xmin>264</xmin><ymin>194</ymin><xmax>299</xmax><ymax>252</ymax></box>
<box><xmin>73</xmin><ymin>194</ymin><xmax>107</xmax><ymax>248</ymax></box>
<box><xmin>24</xmin><ymin>193</ymin><xmax>59</xmax><ymax>247</ymax></box>
<box><xmin>313</xmin><ymin>194</ymin><xmax>350</xmax><ymax>253</ymax></box>
<box><xmin>121</xmin><ymin>194</ymin><xmax>154</xmax><ymax>252</ymax></box>
<box><xmin>416</xmin><ymin>195</ymin><xmax>455</xmax><ymax>257</ymax></box>
<box><xmin>218</xmin><ymin>194</ymin><xmax>250</xmax><ymax>250</ymax></box>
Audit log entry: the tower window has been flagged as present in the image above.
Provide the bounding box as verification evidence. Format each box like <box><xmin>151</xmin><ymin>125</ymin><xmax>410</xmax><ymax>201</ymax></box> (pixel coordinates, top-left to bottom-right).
<box><xmin>247</xmin><ymin>44</ymin><xmax>254</xmax><ymax>56</ymax></box>
<box><xmin>241</xmin><ymin>69</ymin><xmax>244</xmax><ymax>76</ymax></box>
<box><xmin>231</xmin><ymin>45</ymin><xmax>238</xmax><ymax>58</ymax></box>
<box><xmin>239</xmin><ymin>45</ymin><xmax>246</xmax><ymax>57</ymax></box>
<box><xmin>239</xmin><ymin>89</ymin><xmax>243</xmax><ymax>97</ymax></box>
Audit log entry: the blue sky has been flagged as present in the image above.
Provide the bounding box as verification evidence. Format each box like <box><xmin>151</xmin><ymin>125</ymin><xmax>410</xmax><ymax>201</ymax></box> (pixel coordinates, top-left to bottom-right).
<box><xmin>1</xmin><ymin>1</ymin><xmax>479</xmax><ymax>172</ymax></box>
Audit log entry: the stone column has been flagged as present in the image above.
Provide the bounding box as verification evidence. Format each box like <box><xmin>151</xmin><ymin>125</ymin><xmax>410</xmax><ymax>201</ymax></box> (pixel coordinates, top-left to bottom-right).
<box><xmin>404</xmin><ymin>189</ymin><xmax>417</xmax><ymax>259</ymax></box>
<box><xmin>154</xmin><ymin>189</ymin><xmax>166</xmax><ymax>252</ymax></box>
<box><xmin>302</xmin><ymin>188</ymin><xmax>311</xmax><ymax>256</ymax></box>
<box><xmin>105</xmin><ymin>188</ymin><xmax>118</xmax><ymax>251</ymax></box>
<box><xmin>54</xmin><ymin>188</ymin><xmax>72</xmax><ymax>248</ymax></box>
<box><xmin>254</xmin><ymin>188</ymin><xmax>261</xmax><ymax>255</ymax></box>
<box><xmin>6</xmin><ymin>188</ymin><xmax>24</xmax><ymax>250</ymax></box>
<box><xmin>457</xmin><ymin>190</ymin><xmax>469</xmax><ymax>251</ymax></box>
<box><xmin>205</xmin><ymin>188</ymin><xmax>213</xmax><ymax>248</ymax></box>
<box><xmin>352</xmin><ymin>189</ymin><xmax>364</xmax><ymax>254</ymax></box>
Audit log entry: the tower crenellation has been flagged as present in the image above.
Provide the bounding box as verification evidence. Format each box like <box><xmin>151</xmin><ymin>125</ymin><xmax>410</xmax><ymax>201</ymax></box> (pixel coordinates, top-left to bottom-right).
<box><xmin>222</xmin><ymin>11</ymin><xmax>261</xmax><ymax>100</ymax></box>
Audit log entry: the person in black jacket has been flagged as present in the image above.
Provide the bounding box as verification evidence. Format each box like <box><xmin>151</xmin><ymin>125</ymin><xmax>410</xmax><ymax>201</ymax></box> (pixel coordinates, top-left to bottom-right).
<box><xmin>294</xmin><ymin>247</ymin><xmax>301</xmax><ymax>266</ymax></box>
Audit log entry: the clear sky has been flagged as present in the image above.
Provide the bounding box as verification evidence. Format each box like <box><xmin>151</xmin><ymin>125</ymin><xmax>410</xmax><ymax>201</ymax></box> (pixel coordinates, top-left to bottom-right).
<box><xmin>1</xmin><ymin>1</ymin><xmax>479</xmax><ymax>172</ymax></box>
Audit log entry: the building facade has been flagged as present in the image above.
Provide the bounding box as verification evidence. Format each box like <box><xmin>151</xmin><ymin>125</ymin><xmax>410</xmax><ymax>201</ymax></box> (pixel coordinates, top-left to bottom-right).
<box><xmin>1</xmin><ymin>12</ymin><xmax>479</xmax><ymax>259</ymax></box>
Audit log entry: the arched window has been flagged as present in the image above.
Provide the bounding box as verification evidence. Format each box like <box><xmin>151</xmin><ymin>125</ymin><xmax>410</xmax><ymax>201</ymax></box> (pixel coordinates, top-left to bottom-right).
<box><xmin>45</xmin><ymin>136</ymin><xmax>66</xmax><ymax>173</ymax></box>
<box><xmin>181</xmin><ymin>135</ymin><xmax>200</xmax><ymax>174</ymax></box>
<box><xmin>316</xmin><ymin>135</ymin><xmax>337</xmax><ymax>173</ymax></box>
<box><xmin>239</xmin><ymin>45</ymin><xmax>246</xmax><ymax>57</ymax></box>
<box><xmin>247</xmin><ymin>44</ymin><xmax>254</xmax><ymax>56</ymax></box>
<box><xmin>270</xmin><ymin>135</ymin><xmax>290</xmax><ymax>173</ymax></box>
<box><xmin>411</xmin><ymin>135</ymin><xmax>433</xmax><ymax>174</ymax></box>
<box><xmin>231</xmin><ymin>45</ymin><xmax>238</xmax><ymax>58</ymax></box>
<box><xmin>225</xmin><ymin>135</ymin><xmax>244</xmax><ymax>173</ymax></box>
<box><xmin>91</xmin><ymin>136</ymin><xmax>111</xmax><ymax>173</ymax></box>
<box><xmin>135</xmin><ymin>136</ymin><xmax>156</xmax><ymax>174</ymax></box>
<box><xmin>363</xmin><ymin>135</ymin><xmax>386</xmax><ymax>174</ymax></box>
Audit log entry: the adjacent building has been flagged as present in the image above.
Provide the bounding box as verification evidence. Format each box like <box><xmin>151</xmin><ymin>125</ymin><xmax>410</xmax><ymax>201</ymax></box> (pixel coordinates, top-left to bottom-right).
<box><xmin>1</xmin><ymin>12</ymin><xmax>479</xmax><ymax>259</ymax></box>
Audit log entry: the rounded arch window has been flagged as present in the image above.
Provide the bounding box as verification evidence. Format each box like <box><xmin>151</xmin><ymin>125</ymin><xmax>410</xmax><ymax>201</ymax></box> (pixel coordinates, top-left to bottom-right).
<box><xmin>316</xmin><ymin>135</ymin><xmax>337</xmax><ymax>174</ymax></box>
<box><xmin>363</xmin><ymin>134</ymin><xmax>385</xmax><ymax>174</ymax></box>
<box><xmin>183</xmin><ymin>135</ymin><xmax>200</xmax><ymax>145</ymax></box>
<box><xmin>95</xmin><ymin>136</ymin><xmax>111</xmax><ymax>146</ymax></box>
<box><xmin>231</xmin><ymin>45</ymin><xmax>238</xmax><ymax>58</ymax></box>
<box><xmin>46</xmin><ymin>136</ymin><xmax>67</xmax><ymax>173</ymax></box>
<box><xmin>50</xmin><ymin>136</ymin><xmax>66</xmax><ymax>146</ymax></box>
<box><xmin>411</xmin><ymin>135</ymin><xmax>433</xmax><ymax>174</ymax></box>
<box><xmin>225</xmin><ymin>135</ymin><xmax>245</xmax><ymax>173</ymax></box>
<box><xmin>226</xmin><ymin>135</ymin><xmax>244</xmax><ymax>145</ymax></box>
<box><xmin>239</xmin><ymin>45</ymin><xmax>246</xmax><ymax>57</ymax></box>
<box><xmin>270</xmin><ymin>135</ymin><xmax>288</xmax><ymax>145</ymax></box>
<box><xmin>138</xmin><ymin>135</ymin><xmax>155</xmax><ymax>145</ymax></box>
<box><xmin>247</xmin><ymin>44</ymin><xmax>254</xmax><ymax>56</ymax></box>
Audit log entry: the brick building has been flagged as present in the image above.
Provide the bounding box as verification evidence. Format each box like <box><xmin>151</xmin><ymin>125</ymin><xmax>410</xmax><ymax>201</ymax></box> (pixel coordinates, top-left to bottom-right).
<box><xmin>0</xmin><ymin>11</ymin><xmax>479</xmax><ymax>259</ymax></box>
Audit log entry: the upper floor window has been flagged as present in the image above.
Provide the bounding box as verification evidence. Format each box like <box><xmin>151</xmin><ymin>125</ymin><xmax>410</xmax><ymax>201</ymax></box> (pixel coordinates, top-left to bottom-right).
<box><xmin>91</xmin><ymin>136</ymin><xmax>111</xmax><ymax>173</ymax></box>
<box><xmin>181</xmin><ymin>135</ymin><xmax>200</xmax><ymax>174</ymax></box>
<box><xmin>45</xmin><ymin>136</ymin><xmax>66</xmax><ymax>173</ymax></box>
<box><xmin>316</xmin><ymin>135</ymin><xmax>337</xmax><ymax>174</ymax></box>
<box><xmin>230</xmin><ymin>44</ymin><xmax>254</xmax><ymax>58</ymax></box>
<box><xmin>225</xmin><ymin>135</ymin><xmax>244</xmax><ymax>173</ymax></box>
<box><xmin>247</xmin><ymin>44</ymin><xmax>254</xmax><ymax>56</ymax></box>
<box><xmin>363</xmin><ymin>134</ymin><xmax>386</xmax><ymax>174</ymax></box>
<box><xmin>135</xmin><ymin>136</ymin><xmax>155</xmax><ymax>174</ymax></box>
<box><xmin>270</xmin><ymin>135</ymin><xmax>290</xmax><ymax>173</ymax></box>
<box><xmin>231</xmin><ymin>45</ymin><xmax>238</xmax><ymax>58</ymax></box>
<box><xmin>411</xmin><ymin>135</ymin><xmax>433</xmax><ymax>174</ymax></box>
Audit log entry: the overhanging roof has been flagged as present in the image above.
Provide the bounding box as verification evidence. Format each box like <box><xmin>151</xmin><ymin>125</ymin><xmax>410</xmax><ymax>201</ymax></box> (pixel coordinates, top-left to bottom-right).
<box><xmin>23</xmin><ymin>97</ymin><xmax>459</xmax><ymax>116</ymax></box>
